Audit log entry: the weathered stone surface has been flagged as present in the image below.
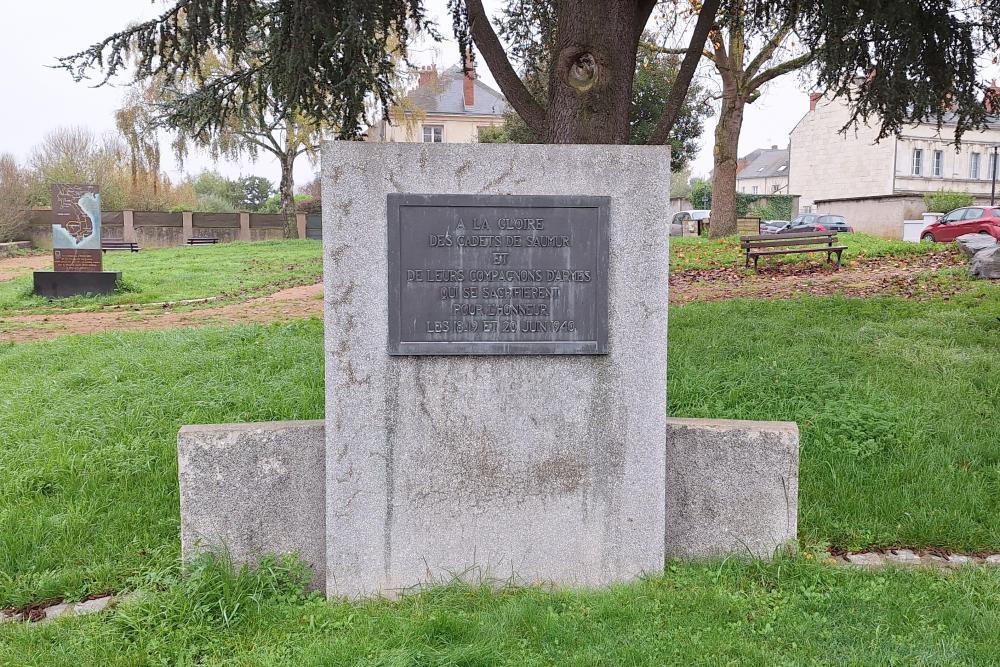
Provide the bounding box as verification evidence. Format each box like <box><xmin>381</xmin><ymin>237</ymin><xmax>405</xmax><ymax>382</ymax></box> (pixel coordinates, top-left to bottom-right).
<box><xmin>664</xmin><ymin>418</ymin><xmax>798</xmax><ymax>559</ymax></box>
<box><xmin>178</xmin><ymin>420</ymin><xmax>326</xmax><ymax>590</ymax></box>
<box><xmin>886</xmin><ymin>549</ymin><xmax>921</xmax><ymax>564</ymax></box>
<box><xmin>970</xmin><ymin>245</ymin><xmax>1000</xmax><ymax>279</ymax></box>
<box><xmin>42</xmin><ymin>603</ymin><xmax>73</xmax><ymax>621</ymax></box>
<box><xmin>846</xmin><ymin>552</ymin><xmax>884</xmax><ymax>567</ymax></box>
<box><xmin>986</xmin><ymin>555</ymin><xmax>1000</xmax><ymax>566</ymax></box>
<box><xmin>956</xmin><ymin>233</ymin><xmax>997</xmax><ymax>258</ymax></box>
<box><xmin>323</xmin><ymin>142</ymin><xmax>670</xmax><ymax>598</ymax></box>
<box><xmin>74</xmin><ymin>596</ymin><xmax>112</xmax><ymax>615</ymax></box>
<box><xmin>947</xmin><ymin>554</ymin><xmax>972</xmax><ymax>566</ymax></box>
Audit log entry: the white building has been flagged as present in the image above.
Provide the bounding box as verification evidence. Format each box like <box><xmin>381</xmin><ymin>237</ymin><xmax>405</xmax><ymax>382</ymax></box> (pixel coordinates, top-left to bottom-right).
<box><xmin>789</xmin><ymin>92</ymin><xmax>1000</xmax><ymax>236</ymax></box>
<box><xmin>736</xmin><ymin>146</ymin><xmax>790</xmax><ymax>195</ymax></box>
<box><xmin>369</xmin><ymin>62</ymin><xmax>508</xmax><ymax>144</ymax></box>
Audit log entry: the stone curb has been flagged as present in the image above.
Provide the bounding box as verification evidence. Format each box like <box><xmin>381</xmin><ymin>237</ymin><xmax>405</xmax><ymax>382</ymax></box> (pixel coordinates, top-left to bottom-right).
<box><xmin>1</xmin><ymin>595</ymin><xmax>115</xmax><ymax>625</ymax></box>
<box><xmin>839</xmin><ymin>550</ymin><xmax>1000</xmax><ymax>569</ymax></box>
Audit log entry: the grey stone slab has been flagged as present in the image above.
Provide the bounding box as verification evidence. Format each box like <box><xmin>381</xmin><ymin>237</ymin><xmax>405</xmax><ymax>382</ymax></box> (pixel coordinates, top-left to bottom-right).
<box><xmin>845</xmin><ymin>553</ymin><xmax>884</xmax><ymax>567</ymax></box>
<box><xmin>665</xmin><ymin>418</ymin><xmax>798</xmax><ymax>559</ymax></box>
<box><xmin>323</xmin><ymin>142</ymin><xmax>670</xmax><ymax>598</ymax></box>
<box><xmin>42</xmin><ymin>603</ymin><xmax>73</xmax><ymax>621</ymax></box>
<box><xmin>886</xmin><ymin>549</ymin><xmax>921</xmax><ymax>564</ymax></box>
<box><xmin>178</xmin><ymin>420</ymin><xmax>326</xmax><ymax>590</ymax></box>
<box><xmin>970</xmin><ymin>245</ymin><xmax>1000</xmax><ymax>279</ymax></box>
<box><xmin>73</xmin><ymin>596</ymin><xmax>112</xmax><ymax>616</ymax></box>
<box><xmin>956</xmin><ymin>233</ymin><xmax>997</xmax><ymax>258</ymax></box>
<box><xmin>946</xmin><ymin>554</ymin><xmax>972</xmax><ymax>566</ymax></box>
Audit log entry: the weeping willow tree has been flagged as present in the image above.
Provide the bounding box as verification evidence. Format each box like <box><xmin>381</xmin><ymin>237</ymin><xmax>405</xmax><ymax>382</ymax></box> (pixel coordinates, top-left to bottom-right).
<box><xmin>61</xmin><ymin>1</ymin><xmax>1000</xmax><ymax>166</ymax></box>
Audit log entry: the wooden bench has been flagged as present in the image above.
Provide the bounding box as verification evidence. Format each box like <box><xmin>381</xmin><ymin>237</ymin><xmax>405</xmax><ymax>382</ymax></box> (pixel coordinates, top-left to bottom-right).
<box><xmin>186</xmin><ymin>237</ymin><xmax>219</xmax><ymax>246</ymax></box>
<box><xmin>101</xmin><ymin>240</ymin><xmax>140</xmax><ymax>253</ymax></box>
<box><xmin>740</xmin><ymin>232</ymin><xmax>847</xmax><ymax>271</ymax></box>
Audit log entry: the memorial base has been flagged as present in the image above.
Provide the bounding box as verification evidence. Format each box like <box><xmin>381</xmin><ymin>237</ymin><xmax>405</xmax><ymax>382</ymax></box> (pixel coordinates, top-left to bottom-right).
<box><xmin>33</xmin><ymin>271</ymin><xmax>121</xmax><ymax>298</ymax></box>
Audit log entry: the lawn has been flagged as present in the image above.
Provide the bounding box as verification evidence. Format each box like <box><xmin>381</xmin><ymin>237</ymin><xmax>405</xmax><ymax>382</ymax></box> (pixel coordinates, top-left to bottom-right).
<box><xmin>0</xmin><ymin>240</ymin><xmax>323</xmax><ymax>314</ymax></box>
<box><xmin>0</xmin><ymin>254</ymin><xmax>997</xmax><ymax>662</ymax></box>
<box><xmin>670</xmin><ymin>232</ymin><xmax>949</xmax><ymax>272</ymax></box>
<box><xmin>2</xmin><ymin>556</ymin><xmax>997</xmax><ymax>665</ymax></box>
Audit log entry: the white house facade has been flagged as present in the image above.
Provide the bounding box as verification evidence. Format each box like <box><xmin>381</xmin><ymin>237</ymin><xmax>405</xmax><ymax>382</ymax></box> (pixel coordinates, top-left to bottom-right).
<box><xmin>736</xmin><ymin>146</ymin><xmax>790</xmax><ymax>195</ymax></box>
<box><xmin>369</xmin><ymin>62</ymin><xmax>508</xmax><ymax>144</ymax></box>
<box><xmin>789</xmin><ymin>92</ymin><xmax>1000</xmax><ymax>236</ymax></box>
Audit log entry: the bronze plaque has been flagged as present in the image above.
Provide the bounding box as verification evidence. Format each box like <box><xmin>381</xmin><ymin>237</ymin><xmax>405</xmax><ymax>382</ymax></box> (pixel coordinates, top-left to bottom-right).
<box><xmin>52</xmin><ymin>184</ymin><xmax>102</xmax><ymax>272</ymax></box>
<box><xmin>53</xmin><ymin>249</ymin><xmax>103</xmax><ymax>272</ymax></box>
<box><xmin>387</xmin><ymin>194</ymin><xmax>609</xmax><ymax>355</ymax></box>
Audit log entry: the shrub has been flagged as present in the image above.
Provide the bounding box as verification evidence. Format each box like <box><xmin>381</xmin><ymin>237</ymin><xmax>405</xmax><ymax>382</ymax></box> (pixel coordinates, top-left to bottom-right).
<box><xmin>0</xmin><ymin>154</ymin><xmax>30</xmax><ymax>242</ymax></box>
<box><xmin>923</xmin><ymin>190</ymin><xmax>974</xmax><ymax>213</ymax></box>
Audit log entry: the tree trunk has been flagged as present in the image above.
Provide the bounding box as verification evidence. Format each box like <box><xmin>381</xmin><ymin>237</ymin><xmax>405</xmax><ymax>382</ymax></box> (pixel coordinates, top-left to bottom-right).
<box><xmin>279</xmin><ymin>142</ymin><xmax>297</xmax><ymax>239</ymax></box>
<box><xmin>709</xmin><ymin>91</ymin><xmax>746</xmax><ymax>238</ymax></box>
<box><xmin>544</xmin><ymin>0</ymin><xmax>642</xmax><ymax>143</ymax></box>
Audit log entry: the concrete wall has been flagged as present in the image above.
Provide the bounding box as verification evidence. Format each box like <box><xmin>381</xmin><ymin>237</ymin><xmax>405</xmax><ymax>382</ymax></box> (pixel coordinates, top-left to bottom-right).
<box><xmin>25</xmin><ymin>210</ymin><xmax>300</xmax><ymax>248</ymax></box>
<box><xmin>323</xmin><ymin>142</ymin><xmax>670</xmax><ymax>598</ymax></box>
<box><xmin>815</xmin><ymin>193</ymin><xmax>997</xmax><ymax>239</ymax></box>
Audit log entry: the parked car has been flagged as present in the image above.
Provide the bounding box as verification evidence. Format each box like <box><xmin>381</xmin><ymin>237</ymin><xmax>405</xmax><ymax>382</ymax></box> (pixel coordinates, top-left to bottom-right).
<box><xmin>760</xmin><ymin>220</ymin><xmax>792</xmax><ymax>234</ymax></box>
<box><xmin>669</xmin><ymin>209</ymin><xmax>710</xmax><ymax>236</ymax></box>
<box><xmin>920</xmin><ymin>206</ymin><xmax>1000</xmax><ymax>242</ymax></box>
<box><xmin>780</xmin><ymin>213</ymin><xmax>853</xmax><ymax>234</ymax></box>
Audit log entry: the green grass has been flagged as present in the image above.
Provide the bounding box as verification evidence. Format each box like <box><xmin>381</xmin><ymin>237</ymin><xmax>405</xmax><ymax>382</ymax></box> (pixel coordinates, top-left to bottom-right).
<box><xmin>670</xmin><ymin>232</ymin><xmax>949</xmax><ymax>271</ymax></box>
<box><xmin>1</xmin><ymin>288</ymin><xmax>998</xmax><ymax>662</ymax></box>
<box><xmin>0</xmin><ymin>290</ymin><xmax>997</xmax><ymax>610</ymax></box>
<box><xmin>0</xmin><ymin>240</ymin><xmax>323</xmax><ymax>314</ymax></box>
<box><xmin>2</xmin><ymin>555</ymin><xmax>998</xmax><ymax>665</ymax></box>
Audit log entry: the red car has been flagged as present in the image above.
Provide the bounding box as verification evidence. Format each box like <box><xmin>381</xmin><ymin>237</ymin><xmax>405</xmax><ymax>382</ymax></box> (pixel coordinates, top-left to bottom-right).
<box><xmin>921</xmin><ymin>206</ymin><xmax>1000</xmax><ymax>242</ymax></box>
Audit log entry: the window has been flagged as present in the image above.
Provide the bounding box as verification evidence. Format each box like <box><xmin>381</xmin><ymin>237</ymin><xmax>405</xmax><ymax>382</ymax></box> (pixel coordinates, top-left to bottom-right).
<box><xmin>422</xmin><ymin>125</ymin><xmax>443</xmax><ymax>143</ymax></box>
<box><xmin>942</xmin><ymin>209</ymin><xmax>965</xmax><ymax>223</ymax></box>
<box><xmin>933</xmin><ymin>150</ymin><xmax>944</xmax><ymax>177</ymax></box>
<box><xmin>971</xmin><ymin>152</ymin><xmax>981</xmax><ymax>179</ymax></box>
<box><xmin>751</xmin><ymin>185</ymin><xmax>759</xmax><ymax>194</ymax></box>
<box><xmin>772</xmin><ymin>184</ymin><xmax>782</xmax><ymax>193</ymax></box>
<box><xmin>964</xmin><ymin>208</ymin><xmax>984</xmax><ymax>220</ymax></box>
<box><xmin>912</xmin><ymin>148</ymin><xmax>923</xmax><ymax>175</ymax></box>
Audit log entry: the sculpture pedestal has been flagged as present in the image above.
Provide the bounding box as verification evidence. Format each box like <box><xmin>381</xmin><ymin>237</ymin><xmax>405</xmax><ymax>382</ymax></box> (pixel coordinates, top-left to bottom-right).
<box><xmin>33</xmin><ymin>271</ymin><xmax>120</xmax><ymax>298</ymax></box>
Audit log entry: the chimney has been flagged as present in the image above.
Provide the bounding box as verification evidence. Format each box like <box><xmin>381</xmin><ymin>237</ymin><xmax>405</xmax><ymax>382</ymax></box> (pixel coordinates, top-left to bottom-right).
<box><xmin>986</xmin><ymin>80</ymin><xmax>1000</xmax><ymax>114</ymax></box>
<box><xmin>809</xmin><ymin>92</ymin><xmax>823</xmax><ymax>112</ymax></box>
<box><xmin>771</xmin><ymin>145</ymin><xmax>778</xmax><ymax>150</ymax></box>
<box><xmin>418</xmin><ymin>65</ymin><xmax>437</xmax><ymax>88</ymax></box>
<box><xmin>463</xmin><ymin>51</ymin><xmax>476</xmax><ymax>109</ymax></box>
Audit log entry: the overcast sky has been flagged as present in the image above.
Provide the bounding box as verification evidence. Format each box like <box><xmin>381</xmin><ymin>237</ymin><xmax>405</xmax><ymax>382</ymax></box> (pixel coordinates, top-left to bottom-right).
<box><xmin>0</xmin><ymin>1</ymin><xmax>811</xmax><ymax>188</ymax></box>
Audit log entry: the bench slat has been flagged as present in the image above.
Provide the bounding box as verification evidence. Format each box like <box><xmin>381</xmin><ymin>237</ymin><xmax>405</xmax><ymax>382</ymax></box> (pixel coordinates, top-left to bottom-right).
<box><xmin>741</xmin><ymin>232</ymin><xmax>836</xmax><ymax>242</ymax></box>
<box><xmin>748</xmin><ymin>246</ymin><xmax>847</xmax><ymax>257</ymax></box>
<box><xmin>741</xmin><ymin>237</ymin><xmax>838</xmax><ymax>250</ymax></box>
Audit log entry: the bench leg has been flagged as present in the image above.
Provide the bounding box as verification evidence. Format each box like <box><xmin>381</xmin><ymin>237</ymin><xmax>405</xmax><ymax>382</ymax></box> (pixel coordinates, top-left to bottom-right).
<box><xmin>753</xmin><ymin>255</ymin><xmax>760</xmax><ymax>272</ymax></box>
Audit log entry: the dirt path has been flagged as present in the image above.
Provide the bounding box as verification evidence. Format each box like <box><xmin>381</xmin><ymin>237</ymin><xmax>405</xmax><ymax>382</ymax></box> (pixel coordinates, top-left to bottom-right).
<box><xmin>669</xmin><ymin>254</ymin><xmax>969</xmax><ymax>304</ymax></box>
<box><xmin>0</xmin><ymin>254</ymin><xmax>50</xmax><ymax>281</ymax></box>
<box><xmin>1</xmin><ymin>283</ymin><xmax>323</xmax><ymax>344</ymax></box>
<box><xmin>1</xmin><ymin>254</ymin><xmax>981</xmax><ymax>344</ymax></box>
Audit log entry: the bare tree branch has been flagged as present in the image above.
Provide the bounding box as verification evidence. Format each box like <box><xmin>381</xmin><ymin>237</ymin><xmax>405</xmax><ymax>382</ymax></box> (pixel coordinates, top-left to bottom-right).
<box><xmin>465</xmin><ymin>0</ymin><xmax>547</xmax><ymax>136</ymax></box>
<box><xmin>747</xmin><ymin>52</ymin><xmax>813</xmax><ymax>91</ymax></box>
<box><xmin>646</xmin><ymin>0</ymin><xmax>721</xmax><ymax>145</ymax></box>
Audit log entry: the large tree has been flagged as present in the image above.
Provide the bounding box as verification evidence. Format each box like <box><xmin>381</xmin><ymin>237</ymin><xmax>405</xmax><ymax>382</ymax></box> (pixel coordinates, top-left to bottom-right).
<box><xmin>62</xmin><ymin>1</ymin><xmax>1000</xmax><ymax>177</ymax></box>
<box><xmin>704</xmin><ymin>2</ymin><xmax>811</xmax><ymax>237</ymax></box>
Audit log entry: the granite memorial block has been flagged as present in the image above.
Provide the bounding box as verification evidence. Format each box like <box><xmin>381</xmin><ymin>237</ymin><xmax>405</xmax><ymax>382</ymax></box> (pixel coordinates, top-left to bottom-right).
<box><xmin>175</xmin><ymin>142</ymin><xmax>801</xmax><ymax>599</ymax></box>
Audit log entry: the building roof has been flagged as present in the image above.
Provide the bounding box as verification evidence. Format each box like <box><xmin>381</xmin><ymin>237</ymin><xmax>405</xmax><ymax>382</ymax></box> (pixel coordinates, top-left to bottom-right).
<box><xmin>405</xmin><ymin>65</ymin><xmax>508</xmax><ymax>117</ymax></box>
<box><xmin>737</xmin><ymin>147</ymin><xmax>790</xmax><ymax>180</ymax></box>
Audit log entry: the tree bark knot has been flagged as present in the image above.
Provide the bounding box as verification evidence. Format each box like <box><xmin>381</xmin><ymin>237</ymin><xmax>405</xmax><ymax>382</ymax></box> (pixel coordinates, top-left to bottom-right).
<box><xmin>564</xmin><ymin>51</ymin><xmax>598</xmax><ymax>93</ymax></box>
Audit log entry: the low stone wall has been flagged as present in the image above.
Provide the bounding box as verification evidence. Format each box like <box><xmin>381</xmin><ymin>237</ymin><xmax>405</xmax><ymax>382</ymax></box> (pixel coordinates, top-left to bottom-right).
<box><xmin>0</xmin><ymin>241</ymin><xmax>32</xmax><ymax>257</ymax></box>
<box><xmin>177</xmin><ymin>418</ymin><xmax>799</xmax><ymax>591</ymax></box>
<box><xmin>24</xmin><ymin>210</ymin><xmax>301</xmax><ymax>248</ymax></box>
